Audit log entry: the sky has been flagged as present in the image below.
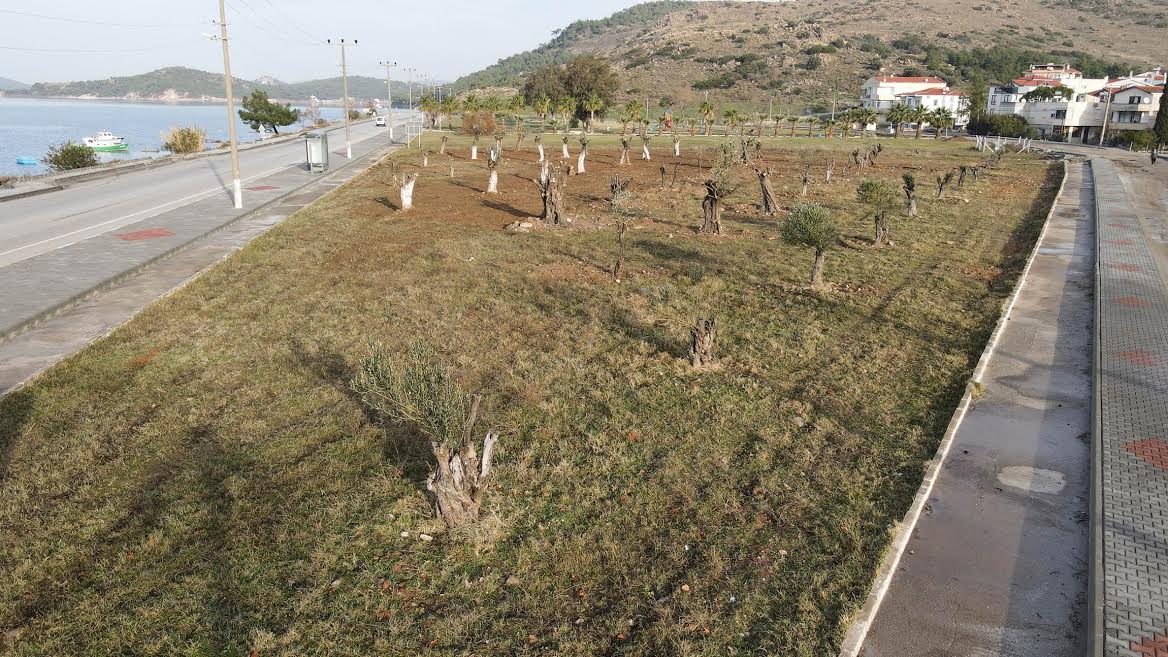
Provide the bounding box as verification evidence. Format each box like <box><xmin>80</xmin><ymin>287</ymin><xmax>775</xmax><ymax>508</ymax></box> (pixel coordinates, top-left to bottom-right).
<box><xmin>0</xmin><ymin>0</ymin><xmax>648</xmax><ymax>84</ymax></box>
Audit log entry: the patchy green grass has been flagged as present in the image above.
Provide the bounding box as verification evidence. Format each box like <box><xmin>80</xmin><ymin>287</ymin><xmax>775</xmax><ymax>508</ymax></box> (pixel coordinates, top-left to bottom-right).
<box><xmin>0</xmin><ymin>133</ymin><xmax>1060</xmax><ymax>656</ymax></box>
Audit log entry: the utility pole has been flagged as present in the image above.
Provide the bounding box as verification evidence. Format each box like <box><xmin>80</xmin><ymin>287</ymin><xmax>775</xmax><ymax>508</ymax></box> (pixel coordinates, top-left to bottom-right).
<box><xmin>379</xmin><ymin>59</ymin><xmax>396</xmax><ymax>141</ymax></box>
<box><xmin>328</xmin><ymin>38</ymin><xmax>356</xmax><ymax>158</ymax></box>
<box><xmin>1099</xmin><ymin>87</ymin><xmax>1114</xmax><ymax>147</ymax></box>
<box><xmin>216</xmin><ymin>0</ymin><xmax>242</xmax><ymax>209</ymax></box>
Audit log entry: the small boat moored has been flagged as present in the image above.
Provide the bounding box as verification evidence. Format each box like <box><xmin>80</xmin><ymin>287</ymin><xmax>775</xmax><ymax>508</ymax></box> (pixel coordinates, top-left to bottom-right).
<box><xmin>83</xmin><ymin>131</ymin><xmax>129</xmax><ymax>152</ymax></box>
<box><xmin>15</xmin><ymin>156</ymin><xmax>38</xmax><ymax>165</ymax></box>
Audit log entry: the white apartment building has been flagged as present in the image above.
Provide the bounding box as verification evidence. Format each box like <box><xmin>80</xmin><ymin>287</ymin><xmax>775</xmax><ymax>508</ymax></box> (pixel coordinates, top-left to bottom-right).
<box><xmin>895</xmin><ymin>87</ymin><xmax>969</xmax><ymax>126</ymax></box>
<box><xmin>987</xmin><ymin>64</ymin><xmax>1164</xmax><ymax>143</ymax></box>
<box><xmin>861</xmin><ymin>76</ymin><xmax>949</xmax><ymax>111</ymax></box>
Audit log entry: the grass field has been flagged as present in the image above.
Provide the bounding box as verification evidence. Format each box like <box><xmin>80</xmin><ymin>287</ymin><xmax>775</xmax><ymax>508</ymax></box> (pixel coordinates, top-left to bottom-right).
<box><xmin>0</xmin><ymin>131</ymin><xmax>1060</xmax><ymax>656</ymax></box>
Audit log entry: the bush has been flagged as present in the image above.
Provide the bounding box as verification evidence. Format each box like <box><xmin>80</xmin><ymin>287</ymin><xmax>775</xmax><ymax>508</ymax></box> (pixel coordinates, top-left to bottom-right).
<box><xmin>161</xmin><ymin>125</ymin><xmax>206</xmax><ymax>154</ymax></box>
<box><xmin>0</xmin><ymin>176</ymin><xmax>14</xmax><ymax>189</ymax></box>
<box><xmin>461</xmin><ymin>112</ymin><xmax>497</xmax><ymax>136</ymax></box>
<box><xmin>348</xmin><ymin>109</ymin><xmax>362</xmax><ymax>121</ymax></box>
<box><xmin>966</xmin><ymin>113</ymin><xmax>1035</xmax><ymax>138</ymax></box>
<box><xmin>314</xmin><ymin>118</ymin><xmax>330</xmax><ymax>128</ymax></box>
<box><xmin>42</xmin><ymin>142</ymin><xmax>99</xmax><ymax>171</ymax></box>
<box><xmin>1112</xmin><ymin>130</ymin><xmax>1157</xmax><ymax>150</ymax></box>
<box><xmin>800</xmin><ymin>55</ymin><xmax>823</xmax><ymax>70</ymax></box>
<box><xmin>804</xmin><ymin>44</ymin><xmax>837</xmax><ymax>55</ymax></box>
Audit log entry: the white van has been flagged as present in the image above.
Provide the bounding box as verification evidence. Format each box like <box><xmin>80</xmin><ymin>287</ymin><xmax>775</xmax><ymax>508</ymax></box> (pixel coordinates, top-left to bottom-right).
<box><xmin>375</xmin><ymin>115</ymin><xmax>387</xmax><ymax>127</ymax></box>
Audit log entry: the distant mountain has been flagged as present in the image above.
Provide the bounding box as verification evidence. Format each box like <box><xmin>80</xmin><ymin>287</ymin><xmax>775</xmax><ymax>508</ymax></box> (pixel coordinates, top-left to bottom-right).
<box><xmin>12</xmin><ymin>66</ymin><xmax>413</xmax><ymax>103</ymax></box>
<box><xmin>0</xmin><ymin>77</ymin><xmax>29</xmax><ymax>91</ymax></box>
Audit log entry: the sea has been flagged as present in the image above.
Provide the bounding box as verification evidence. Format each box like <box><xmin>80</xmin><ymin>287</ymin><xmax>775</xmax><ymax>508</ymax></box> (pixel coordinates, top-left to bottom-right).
<box><xmin>0</xmin><ymin>98</ymin><xmax>345</xmax><ymax>177</ymax></box>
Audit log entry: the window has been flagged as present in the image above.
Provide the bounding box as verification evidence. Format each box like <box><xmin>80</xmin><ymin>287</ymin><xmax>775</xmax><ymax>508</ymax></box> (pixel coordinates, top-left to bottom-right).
<box><xmin>1127</xmin><ymin>96</ymin><xmax>1142</xmax><ymax>104</ymax></box>
<box><xmin>1053</xmin><ymin>109</ymin><xmax>1067</xmax><ymax>119</ymax></box>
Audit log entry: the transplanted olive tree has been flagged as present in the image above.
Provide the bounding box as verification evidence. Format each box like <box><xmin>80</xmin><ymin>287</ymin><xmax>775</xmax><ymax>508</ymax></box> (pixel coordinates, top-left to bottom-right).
<box><xmin>857</xmin><ymin>179</ymin><xmax>898</xmax><ymax>247</ymax></box>
<box><xmin>351</xmin><ymin>344</ymin><xmax>500</xmax><ymax>529</ymax></box>
<box><xmin>700</xmin><ymin>165</ymin><xmax>737</xmax><ymax>235</ymax></box>
<box><xmin>903</xmin><ymin>173</ymin><xmax>918</xmax><ymax>217</ymax></box>
<box><xmin>486</xmin><ymin>148</ymin><xmax>501</xmax><ymax>193</ymax></box>
<box><xmin>781</xmin><ymin>201</ymin><xmax>839</xmax><ymax>288</ymax></box>
<box><xmin>577</xmin><ymin>136</ymin><xmax>589</xmax><ymax>174</ymax></box>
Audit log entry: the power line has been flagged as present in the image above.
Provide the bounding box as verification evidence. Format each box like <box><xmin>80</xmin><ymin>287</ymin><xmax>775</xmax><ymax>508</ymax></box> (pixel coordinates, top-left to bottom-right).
<box><xmin>224</xmin><ymin>0</ymin><xmax>320</xmax><ymax>46</ymax></box>
<box><xmin>0</xmin><ymin>44</ymin><xmax>181</xmax><ymax>54</ymax></box>
<box><xmin>0</xmin><ymin>9</ymin><xmax>203</xmax><ymax>28</ymax></box>
<box><xmin>256</xmin><ymin>0</ymin><xmax>321</xmax><ymax>42</ymax></box>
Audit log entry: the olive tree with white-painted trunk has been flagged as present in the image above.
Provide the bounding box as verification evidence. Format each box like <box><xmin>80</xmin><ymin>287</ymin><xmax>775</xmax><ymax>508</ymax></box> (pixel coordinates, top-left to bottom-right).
<box><xmin>576</xmin><ymin>137</ymin><xmax>589</xmax><ymax>174</ymax></box>
<box><xmin>486</xmin><ymin>148</ymin><xmax>500</xmax><ymax>193</ymax></box>
<box><xmin>399</xmin><ymin>172</ymin><xmax>418</xmax><ymax>211</ymax></box>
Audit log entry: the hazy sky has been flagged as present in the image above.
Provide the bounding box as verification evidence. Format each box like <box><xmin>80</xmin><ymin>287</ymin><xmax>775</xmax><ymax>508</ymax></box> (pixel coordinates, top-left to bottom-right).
<box><xmin>0</xmin><ymin>1</ymin><xmax>649</xmax><ymax>84</ymax></box>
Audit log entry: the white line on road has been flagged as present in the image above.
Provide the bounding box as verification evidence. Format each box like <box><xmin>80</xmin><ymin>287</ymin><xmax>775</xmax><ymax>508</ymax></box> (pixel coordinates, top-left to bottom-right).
<box><xmin>0</xmin><ymin>161</ymin><xmax>294</xmax><ymax>262</ymax></box>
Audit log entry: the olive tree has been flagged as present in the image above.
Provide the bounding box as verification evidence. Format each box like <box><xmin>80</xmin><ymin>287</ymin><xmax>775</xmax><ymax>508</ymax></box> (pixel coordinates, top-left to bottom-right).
<box><xmin>857</xmin><ymin>179</ymin><xmax>898</xmax><ymax>247</ymax></box>
<box><xmin>781</xmin><ymin>202</ymin><xmax>838</xmax><ymax>288</ymax></box>
<box><xmin>351</xmin><ymin>344</ymin><xmax>499</xmax><ymax>529</ymax></box>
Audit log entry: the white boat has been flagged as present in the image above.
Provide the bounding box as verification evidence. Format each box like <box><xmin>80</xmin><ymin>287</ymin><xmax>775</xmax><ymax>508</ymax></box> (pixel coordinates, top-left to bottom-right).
<box><xmin>83</xmin><ymin>131</ymin><xmax>129</xmax><ymax>152</ymax></box>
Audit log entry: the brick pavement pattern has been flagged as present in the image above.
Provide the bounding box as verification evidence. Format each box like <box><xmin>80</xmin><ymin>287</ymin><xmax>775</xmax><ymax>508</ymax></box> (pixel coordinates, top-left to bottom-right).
<box><xmin>1093</xmin><ymin>158</ymin><xmax>1168</xmax><ymax>657</ymax></box>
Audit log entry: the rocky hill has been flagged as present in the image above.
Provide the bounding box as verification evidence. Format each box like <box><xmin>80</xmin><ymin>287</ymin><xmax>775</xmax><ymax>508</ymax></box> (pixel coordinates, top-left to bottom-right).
<box><xmin>8</xmin><ymin>66</ymin><xmax>412</xmax><ymax>103</ymax></box>
<box><xmin>453</xmin><ymin>0</ymin><xmax>1165</xmax><ymax>113</ymax></box>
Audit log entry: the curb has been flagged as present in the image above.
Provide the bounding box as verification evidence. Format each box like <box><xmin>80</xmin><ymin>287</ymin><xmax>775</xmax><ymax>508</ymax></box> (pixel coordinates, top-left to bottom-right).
<box><xmin>0</xmin><ymin>134</ymin><xmax>402</xmax><ymax>344</ymax></box>
<box><xmin>835</xmin><ymin>158</ymin><xmax>1072</xmax><ymax>657</ymax></box>
<box><xmin>1088</xmin><ymin>158</ymin><xmax>1105</xmax><ymax>657</ymax></box>
<box><xmin>0</xmin><ymin>185</ymin><xmax>65</xmax><ymax>203</ymax></box>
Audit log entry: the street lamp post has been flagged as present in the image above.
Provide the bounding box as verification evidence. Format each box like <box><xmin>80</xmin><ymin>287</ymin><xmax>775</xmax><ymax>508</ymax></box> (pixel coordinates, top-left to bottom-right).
<box><xmin>379</xmin><ymin>60</ymin><xmax>396</xmax><ymax>141</ymax></box>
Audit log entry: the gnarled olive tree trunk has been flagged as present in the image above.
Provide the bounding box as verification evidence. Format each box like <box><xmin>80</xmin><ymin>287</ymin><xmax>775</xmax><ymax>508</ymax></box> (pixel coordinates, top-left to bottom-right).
<box><xmin>756</xmin><ymin>167</ymin><xmax>778</xmax><ymax>216</ymax></box>
<box><xmin>399</xmin><ymin>173</ymin><xmax>418</xmax><ymax>211</ymax></box>
<box><xmin>689</xmin><ymin>317</ymin><xmax>717</xmax><ymax>367</ymax></box>
<box><xmin>535</xmin><ymin>166</ymin><xmax>570</xmax><ymax>225</ymax></box>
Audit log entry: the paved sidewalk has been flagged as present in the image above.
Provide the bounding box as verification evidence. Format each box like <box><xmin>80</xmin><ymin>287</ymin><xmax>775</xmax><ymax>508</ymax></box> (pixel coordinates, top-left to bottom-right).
<box><xmin>1091</xmin><ymin>157</ymin><xmax>1168</xmax><ymax>657</ymax></box>
<box><xmin>856</xmin><ymin>161</ymin><xmax>1094</xmax><ymax>656</ymax></box>
<box><xmin>0</xmin><ymin>123</ymin><xmax>400</xmax><ymax>341</ymax></box>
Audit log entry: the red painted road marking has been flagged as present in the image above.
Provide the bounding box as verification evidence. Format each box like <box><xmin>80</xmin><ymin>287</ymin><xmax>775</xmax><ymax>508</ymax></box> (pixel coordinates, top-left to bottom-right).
<box><xmin>1110</xmin><ymin>222</ymin><xmax>1135</xmax><ymax>229</ymax></box>
<box><xmin>115</xmin><ymin>228</ymin><xmax>175</xmax><ymax>241</ymax></box>
<box><xmin>1118</xmin><ymin>350</ymin><xmax>1161</xmax><ymax>367</ymax></box>
<box><xmin>1108</xmin><ymin>239</ymin><xmax>1135</xmax><ymax>246</ymax></box>
<box><xmin>1124</xmin><ymin>439</ymin><xmax>1168</xmax><ymax>471</ymax></box>
<box><xmin>1116</xmin><ymin>296</ymin><xmax>1152</xmax><ymax>308</ymax></box>
<box><xmin>246</xmin><ymin>185</ymin><xmax>280</xmax><ymax>191</ymax></box>
<box><xmin>1111</xmin><ymin>263</ymin><xmax>1143</xmax><ymax>272</ymax></box>
<box><xmin>1131</xmin><ymin>628</ymin><xmax>1168</xmax><ymax>656</ymax></box>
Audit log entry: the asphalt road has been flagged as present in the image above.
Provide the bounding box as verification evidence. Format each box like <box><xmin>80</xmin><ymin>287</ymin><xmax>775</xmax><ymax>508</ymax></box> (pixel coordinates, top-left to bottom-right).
<box><xmin>0</xmin><ymin>116</ymin><xmax>402</xmax><ymax>268</ymax></box>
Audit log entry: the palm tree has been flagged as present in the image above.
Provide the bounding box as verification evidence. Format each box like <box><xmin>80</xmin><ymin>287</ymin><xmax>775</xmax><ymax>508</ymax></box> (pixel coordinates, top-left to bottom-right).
<box><xmin>856</xmin><ymin>107</ymin><xmax>878</xmax><ymax>136</ymax></box>
<box><xmin>534</xmin><ymin>95</ymin><xmax>552</xmax><ymax>132</ymax></box>
<box><xmin>908</xmin><ymin>105</ymin><xmax>929</xmax><ymax>139</ymax></box>
<box><xmin>619</xmin><ymin>108</ymin><xmax>635</xmax><ymax>135</ymax></box>
<box><xmin>418</xmin><ymin>94</ymin><xmax>439</xmax><ymax>128</ymax></box>
<box><xmin>929</xmin><ymin>107</ymin><xmax>954</xmax><ymax>139</ymax></box>
<box><xmin>463</xmin><ymin>94</ymin><xmax>482</xmax><ymax>114</ymax></box>
<box><xmin>555</xmin><ymin>97</ymin><xmax>576</xmax><ymax>133</ymax></box>
<box><xmin>508</xmin><ymin>95</ymin><xmax>525</xmax><ymax>131</ymax></box>
<box><xmin>771</xmin><ymin>113</ymin><xmax>784</xmax><ymax>137</ymax></box>
<box><xmin>806</xmin><ymin>116</ymin><xmax>819</xmax><ymax>137</ymax></box>
<box><xmin>685</xmin><ymin>116</ymin><xmax>698</xmax><ymax>136</ymax></box>
<box><xmin>624</xmin><ymin>99</ymin><xmax>642</xmax><ymax>129</ymax></box>
<box><xmin>484</xmin><ymin>95</ymin><xmax>503</xmax><ymax>124</ymax></box>
<box><xmin>583</xmin><ymin>94</ymin><xmax>605</xmax><ymax>133</ymax></box>
<box><xmin>788</xmin><ymin>115</ymin><xmax>800</xmax><ymax>137</ymax></box>
<box><xmin>439</xmin><ymin>96</ymin><xmax>459</xmax><ymax>129</ymax></box>
<box><xmin>699</xmin><ymin>100</ymin><xmax>716</xmax><ymax>136</ymax></box>
<box><xmin>887</xmin><ymin>103</ymin><xmax>910</xmax><ymax>139</ymax></box>
<box><xmin>722</xmin><ymin>108</ymin><xmax>740</xmax><ymax>136</ymax></box>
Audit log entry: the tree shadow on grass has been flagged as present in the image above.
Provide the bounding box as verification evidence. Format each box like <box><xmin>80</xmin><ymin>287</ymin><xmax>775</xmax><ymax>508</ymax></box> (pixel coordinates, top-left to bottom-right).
<box><xmin>374</xmin><ymin>196</ymin><xmax>401</xmax><ymax>212</ymax></box>
<box><xmin>0</xmin><ymin>388</ymin><xmax>35</xmax><ymax>486</ymax></box>
<box><xmin>551</xmin><ymin>247</ymin><xmax>612</xmax><ymax>275</ymax></box>
<box><xmin>483</xmin><ymin>199</ymin><xmax>531</xmax><ymax>219</ymax></box>
<box><xmin>288</xmin><ymin>337</ymin><xmax>436</xmax><ymax>494</ymax></box>
<box><xmin>606</xmin><ymin>307</ymin><xmax>688</xmax><ymax>359</ymax></box>
<box><xmin>632</xmin><ymin>239</ymin><xmax>713</xmax><ymax>264</ymax></box>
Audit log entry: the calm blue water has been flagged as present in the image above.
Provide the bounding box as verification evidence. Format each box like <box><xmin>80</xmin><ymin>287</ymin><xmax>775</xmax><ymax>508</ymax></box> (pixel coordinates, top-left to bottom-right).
<box><xmin>0</xmin><ymin>98</ymin><xmax>344</xmax><ymax>176</ymax></box>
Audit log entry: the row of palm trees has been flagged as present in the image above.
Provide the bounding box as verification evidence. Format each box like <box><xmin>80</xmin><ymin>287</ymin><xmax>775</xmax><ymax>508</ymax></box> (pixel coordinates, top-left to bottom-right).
<box><xmin>416</xmin><ymin>93</ymin><xmax>956</xmax><ymax>139</ymax></box>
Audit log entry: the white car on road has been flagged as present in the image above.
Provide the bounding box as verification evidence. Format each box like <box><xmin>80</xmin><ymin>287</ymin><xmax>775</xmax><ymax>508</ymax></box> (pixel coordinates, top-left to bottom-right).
<box><xmin>375</xmin><ymin>115</ymin><xmax>387</xmax><ymax>127</ymax></box>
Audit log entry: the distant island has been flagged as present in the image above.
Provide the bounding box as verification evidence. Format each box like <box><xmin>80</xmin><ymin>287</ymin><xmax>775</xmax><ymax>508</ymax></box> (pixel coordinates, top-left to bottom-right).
<box><xmin>0</xmin><ymin>66</ymin><xmax>417</xmax><ymax>104</ymax></box>
<box><xmin>0</xmin><ymin>76</ymin><xmax>29</xmax><ymax>91</ymax></box>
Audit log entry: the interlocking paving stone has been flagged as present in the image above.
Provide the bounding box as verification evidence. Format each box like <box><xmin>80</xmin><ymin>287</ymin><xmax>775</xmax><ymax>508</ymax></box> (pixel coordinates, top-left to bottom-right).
<box><xmin>1093</xmin><ymin>157</ymin><xmax>1168</xmax><ymax>656</ymax></box>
